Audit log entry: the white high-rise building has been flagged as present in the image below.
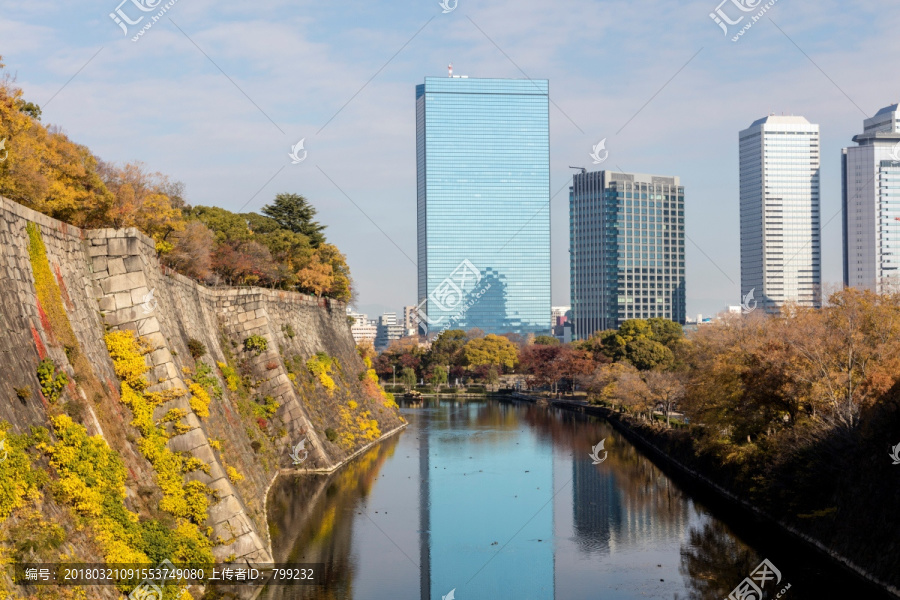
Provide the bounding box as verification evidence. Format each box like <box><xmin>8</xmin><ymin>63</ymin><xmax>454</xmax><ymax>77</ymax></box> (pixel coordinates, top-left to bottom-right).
<box><xmin>348</xmin><ymin>309</ymin><xmax>378</xmax><ymax>345</ymax></box>
<box><xmin>842</xmin><ymin>103</ymin><xmax>900</xmax><ymax>292</ymax></box>
<box><xmin>739</xmin><ymin>115</ymin><xmax>821</xmax><ymax>313</ymax></box>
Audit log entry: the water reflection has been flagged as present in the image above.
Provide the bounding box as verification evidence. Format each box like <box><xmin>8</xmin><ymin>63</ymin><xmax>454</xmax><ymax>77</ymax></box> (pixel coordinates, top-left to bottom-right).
<box><xmin>262</xmin><ymin>398</ymin><xmax>891</xmax><ymax>600</ymax></box>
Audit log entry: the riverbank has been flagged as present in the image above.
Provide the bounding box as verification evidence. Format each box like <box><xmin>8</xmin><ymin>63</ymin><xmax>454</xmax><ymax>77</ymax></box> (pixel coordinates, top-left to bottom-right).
<box><xmin>508</xmin><ymin>392</ymin><xmax>900</xmax><ymax>599</ymax></box>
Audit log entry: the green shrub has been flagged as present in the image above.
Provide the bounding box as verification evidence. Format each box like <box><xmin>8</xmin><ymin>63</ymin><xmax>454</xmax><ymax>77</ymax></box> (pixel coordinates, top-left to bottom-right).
<box><xmin>325</xmin><ymin>428</ymin><xmax>338</xmax><ymax>442</ymax></box>
<box><xmin>14</xmin><ymin>386</ymin><xmax>31</xmax><ymax>402</ymax></box>
<box><xmin>37</xmin><ymin>358</ymin><xmax>68</xmax><ymax>403</ymax></box>
<box><xmin>243</xmin><ymin>335</ymin><xmax>268</xmax><ymax>355</ymax></box>
<box><xmin>187</xmin><ymin>338</ymin><xmax>207</xmax><ymax>359</ymax></box>
<box><xmin>194</xmin><ymin>360</ymin><xmax>222</xmax><ymax>399</ymax></box>
<box><xmin>281</xmin><ymin>323</ymin><xmax>296</xmax><ymax>339</ymax></box>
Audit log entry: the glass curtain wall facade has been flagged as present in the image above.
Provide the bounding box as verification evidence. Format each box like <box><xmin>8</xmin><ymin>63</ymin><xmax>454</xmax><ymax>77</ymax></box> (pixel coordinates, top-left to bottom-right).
<box><xmin>569</xmin><ymin>170</ymin><xmax>686</xmax><ymax>341</ymax></box>
<box><xmin>416</xmin><ymin>77</ymin><xmax>551</xmax><ymax>335</ymax></box>
<box><xmin>739</xmin><ymin>115</ymin><xmax>821</xmax><ymax>313</ymax></box>
<box><xmin>842</xmin><ymin>103</ymin><xmax>900</xmax><ymax>292</ymax></box>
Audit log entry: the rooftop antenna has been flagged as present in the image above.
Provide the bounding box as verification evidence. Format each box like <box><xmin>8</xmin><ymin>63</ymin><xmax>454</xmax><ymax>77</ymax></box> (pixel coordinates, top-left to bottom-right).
<box><xmin>448</xmin><ymin>62</ymin><xmax>453</xmax><ymax>77</ymax></box>
<box><xmin>569</xmin><ymin>166</ymin><xmax>586</xmax><ymax>174</ymax></box>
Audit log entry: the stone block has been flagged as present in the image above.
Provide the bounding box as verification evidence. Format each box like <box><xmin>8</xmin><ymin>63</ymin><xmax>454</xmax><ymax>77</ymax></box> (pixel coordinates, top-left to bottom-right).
<box><xmin>209</xmin><ymin>495</ymin><xmax>243</xmax><ymax>524</ymax></box>
<box><xmin>143</xmin><ymin>331</ymin><xmax>167</xmax><ymax>350</ymax></box>
<box><xmin>137</xmin><ymin>316</ymin><xmax>161</xmax><ymax>336</ymax></box>
<box><xmin>130</xmin><ymin>287</ymin><xmax>150</xmax><ymax>305</ymax></box>
<box><xmin>124</xmin><ymin>255</ymin><xmax>143</xmax><ymax>272</ymax></box>
<box><xmin>164</xmin><ymin>361</ymin><xmax>179</xmax><ymax>381</ymax></box>
<box><xmin>100</xmin><ymin>272</ymin><xmax>146</xmax><ymax>294</ymax></box>
<box><xmin>97</xmin><ymin>296</ymin><xmax>116</xmax><ymax>312</ymax></box>
<box><xmin>107</xmin><ymin>238</ymin><xmax>129</xmax><ymax>256</ymax></box>
<box><xmin>92</xmin><ymin>257</ymin><xmax>108</xmax><ymax>272</ymax></box>
<box><xmin>190</xmin><ymin>443</ymin><xmax>216</xmax><ymax>467</ymax></box>
<box><xmin>105</xmin><ymin>306</ymin><xmax>141</xmax><ymax>327</ymax></box>
<box><xmin>245</xmin><ymin>317</ymin><xmax>266</xmax><ymax>329</ymax></box>
<box><xmin>207</xmin><ymin>478</ymin><xmax>233</xmax><ymax>498</ymax></box>
<box><xmin>87</xmin><ymin>244</ymin><xmax>107</xmax><ymax>257</ymax></box>
<box><xmin>168</xmin><ymin>428</ymin><xmax>207</xmax><ymax>453</ymax></box>
<box><xmin>107</xmin><ymin>258</ymin><xmax>126</xmax><ymax>275</ymax></box>
<box><xmin>149</xmin><ymin>348</ymin><xmax>171</xmax><ymax>366</ymax></box>
<box><xmin>114</xmin><ymin>291</ymin><xmax>133</xmax><ymax>310</ymax></box>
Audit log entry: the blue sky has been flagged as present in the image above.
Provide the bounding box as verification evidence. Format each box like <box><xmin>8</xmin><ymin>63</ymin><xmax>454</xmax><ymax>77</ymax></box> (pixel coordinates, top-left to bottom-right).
<box><xmin>1</xmin><ymin>0</ymin><xmax>895</xmax><ymax>320</ymax></box>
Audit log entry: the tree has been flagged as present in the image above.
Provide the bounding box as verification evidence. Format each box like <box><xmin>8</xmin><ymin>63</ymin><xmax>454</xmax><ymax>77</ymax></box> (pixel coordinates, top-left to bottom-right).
<box><xmin>426</xmin><ymin>330</ymin><xmax>467</xmax><ymax>369</ymax></box>
<box><xmin>295</xmin><ymin>251</ymin><xmax>332</xmax><ymax>298</ymax></box>
<box><xmin>582</xmin><ymin>362</ymin><xmax>638</xmax><ymax>406</ymax></box>
<box><xmin>518</xmin><ymin>344</ymin><xmax>563</xmax><ymax>391</ymax></box>
<box><xmin>643</xmin><ymin>371</ymin><xmax>684</xmax><ymax>427</ymax></box>
<box><xmin>262</xmin><ymin>193</ymin><xmax>326</xmax><ymax>247</ymax></box>
<box><xmin>463</xmin><ymin>334</ymin><xmax>518</xmax><ymax>372</ymax></box>
<box><xmin>555</xmin><ymin>346</ymin><xmax>595</xmax><ymax>393</ymax></box>
<box><xmin>0</xmin><ymin>63</ymin><xmax>112</xmax><ymax>227</ymax></box>
<box><xmin>164</xmin><ymin>221</ymin><xmax>214</xmax><ymax>281</ymax></box>
<box><xmin>615</xmin><ymin>369</ymin><xmax>655</xmax><ymax>420</ymax></box>
<box><xmin>428</xmin><ymin>365</ymin><xmax>448</xmax><ymax>387</ymax></box>
<box><xmin>646</xmin><ymin>317</ymin><xmax>684</xmax><ymax>348</ymax></box>
<box><xmin>99</xmin><ymin>161</ymin><xmax>185</xmax><ymax>248</ymax></box>
<box><xmin>485</xmin><ymin>366</ymin><xmax>500</xmax><ymax>389</ymax></box>
<box><xmin>211</xmin><ymin>241</ymin><xmax>277</xmax><ymax>286</ymax></box>
<box><xmin>625</xmin><ymin>338</ymin><xmax>674</xmax><ymax>371</ymax></box>
<box><xmin>399</xmin><ymin>367</ymin><xmax>416</xmax><ymax>391</ymax></box>
<box><xmin>533</xmin><ymin>335</ymin><xmax>560</xmax><ymax>346</ymax></box>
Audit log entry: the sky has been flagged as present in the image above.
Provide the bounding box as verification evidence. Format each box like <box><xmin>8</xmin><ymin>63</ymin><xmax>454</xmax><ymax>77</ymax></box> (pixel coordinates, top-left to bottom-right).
<box><xmin>1</xmin><ymin>0</ymin><xmax>897</xmax><ymax>321</ymax></box>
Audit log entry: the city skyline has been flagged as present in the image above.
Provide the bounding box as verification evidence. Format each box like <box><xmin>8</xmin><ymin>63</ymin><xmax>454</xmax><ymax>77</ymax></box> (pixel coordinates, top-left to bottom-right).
<box><xmin>3</xmin><ymin>1</ymin><xmax>899</xmax><ymax>320</ymax></box>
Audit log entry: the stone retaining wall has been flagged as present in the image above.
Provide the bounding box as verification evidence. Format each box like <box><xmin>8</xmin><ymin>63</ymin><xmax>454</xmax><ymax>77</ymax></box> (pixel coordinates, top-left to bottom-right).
<box><xmin>0</xmin><ymin>195</ymin><xmax>404</xmax><ymax>566</ymax></box>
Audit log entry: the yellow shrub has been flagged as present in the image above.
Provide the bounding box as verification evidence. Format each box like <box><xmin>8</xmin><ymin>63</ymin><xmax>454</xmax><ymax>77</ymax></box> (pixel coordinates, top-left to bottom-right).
<box><xmin>0</xmin><ymin>424</ymin><xmax>42</xmax><ymax>522</ymax></box>
<box><xmin>40</xmin><ymin>415</ymin><xmax>149</xmax><ymax>564</ymax></box>
<box><xmin>188</xmin><ymin>383</ymin><xmax>210</xmax><ymax>418</ymax></box>
<box><xmin>217</xmin><ymin>362</ymin><xmax>240</xmax><ymax>392</ymax></box>
<box><xmin>104</xmin><ymin>330</ymin><xmax>150</xmax><ymax>390</ymax></box>
<box><xmin>226</xmin><ymin>466</ymin><xmax>244</xmax><ymax>483</ymax></box>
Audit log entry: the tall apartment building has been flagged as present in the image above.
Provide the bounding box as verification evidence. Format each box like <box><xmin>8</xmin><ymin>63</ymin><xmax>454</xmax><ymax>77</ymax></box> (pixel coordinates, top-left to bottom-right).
<box><xmin>843</xmin><ymin>103</ymin><xmax>900</xmax><ymax>291</ymax></box>
<box><xmin>569</xmin><ymin>170</ymin><xmax>686</xmax><ymax>340</ymax></box>
<box><xmin>740</xmin><ymin>115</ymin><xmax>821</xmax><ymax>312</ymax></box>
<box><xmin>416</xmin><ymin>75</ymin><xmax>551</xmax><ymax>335</ymax></box>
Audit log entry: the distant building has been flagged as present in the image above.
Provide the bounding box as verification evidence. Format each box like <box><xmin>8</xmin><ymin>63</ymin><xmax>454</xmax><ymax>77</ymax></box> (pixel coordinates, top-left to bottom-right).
<box><xmin>374</xmin><ymin>312</ymin><xmax>404</xmax><ymax>350</ymax></box>
<box><xmin>551</xmin><ymin>306</ymin><xmax>572</xmax><ymax>342</ymax></box>
<box><xmin>842</xmin><ymin>103</ymin><xmax>900</xmax><ymax>292</ymax></box>
<box><xmin>348</xmin><ymin>309</ymin><xmax>377</xmax><ymax>345</ymax></box>
<box><xmin>416</xmin><ymin>75</ymin><xmax>551</xmax><ymax>335</ymax></box>
<box><xmin>740</xmin><ymin>115</ymin><xmax>821</xmax><ymax>313</ymax></box>
<box><xmin>569</xmin><ymin>170</ymin><xmax>686</xmax><ymax>340</ymax></box>
<box><xmin>403</xmin><ymin>305</ymin><xmax>418</xmax><ymax>331</ymax></box>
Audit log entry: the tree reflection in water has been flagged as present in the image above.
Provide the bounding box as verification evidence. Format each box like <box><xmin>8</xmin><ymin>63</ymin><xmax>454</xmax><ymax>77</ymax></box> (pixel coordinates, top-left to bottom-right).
<box><xmin>679</xmin><ymin>518</ymin><xmax>758</xmax><ymax>600</ymax></box>
<box><xmin>259</xmin><ymin>435</ymin><xmax>400</xmax><ymax>600</ymax></box>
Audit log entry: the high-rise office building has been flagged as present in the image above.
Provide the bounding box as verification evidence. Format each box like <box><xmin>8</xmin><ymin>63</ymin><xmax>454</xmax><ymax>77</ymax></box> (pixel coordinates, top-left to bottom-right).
<box><xmin>416</xmin><ymin>75</ymin><xmax>551</xmax><ymax>336</ymax></box>
<box><xmin>569</xmin><ymin>170</ymin><xmax>686</xmax><ymax>340</ymax></box>
<box><xmin>739</xmin><ymin>115</ymin><xmax>821</xmax><ymax>312</ymax></box>
<box><xmin>842</xmin><ymin>103</ymin><xmax>900</xmax><ymax>292</ymax></box>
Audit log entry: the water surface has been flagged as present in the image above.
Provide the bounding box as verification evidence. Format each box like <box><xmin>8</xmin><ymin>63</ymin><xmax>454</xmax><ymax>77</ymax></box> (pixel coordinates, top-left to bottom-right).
<box><xmin>263</xmin><ymin>398</ymin><xmax>890</xmax><ymax>600</ymax></box>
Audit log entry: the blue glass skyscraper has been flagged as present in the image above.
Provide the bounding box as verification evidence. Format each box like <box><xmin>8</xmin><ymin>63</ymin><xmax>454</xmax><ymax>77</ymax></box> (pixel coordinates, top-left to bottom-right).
<box><xmin>416</xmin><ymin>76</ymin><xmax>551</xmax><ymax>336</ymax></box>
